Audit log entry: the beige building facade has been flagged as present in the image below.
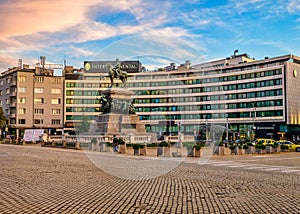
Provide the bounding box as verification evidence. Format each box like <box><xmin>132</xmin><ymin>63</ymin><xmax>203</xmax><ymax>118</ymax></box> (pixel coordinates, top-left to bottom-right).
<box><xmin>0</xmin><ymin>64</ymin><xmax>64</xmax><ymax>139</ymax></box>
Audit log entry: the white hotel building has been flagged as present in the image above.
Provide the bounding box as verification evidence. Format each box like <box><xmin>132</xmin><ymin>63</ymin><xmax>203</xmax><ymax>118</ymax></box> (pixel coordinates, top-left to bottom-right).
<box><xmin>64</xmin><ymin>53</ymin><xmax>300</xmax><ymax>141</ymax></box>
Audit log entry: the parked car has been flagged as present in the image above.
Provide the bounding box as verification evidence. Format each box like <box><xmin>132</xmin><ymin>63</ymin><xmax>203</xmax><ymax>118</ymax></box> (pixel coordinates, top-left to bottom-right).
<box><xmin>255</xmin><ymin>138</ymin><xmax>276</xmax><ymax>145</ymax></box>
<box><xmin>279</xmin><ymin>141</ymin><xmax>300</xmax><ymax>152</ymax></box>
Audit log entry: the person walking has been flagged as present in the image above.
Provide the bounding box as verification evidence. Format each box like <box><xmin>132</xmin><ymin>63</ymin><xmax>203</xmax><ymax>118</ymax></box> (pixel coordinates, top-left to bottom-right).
<box><xmin>112</xmin><ymin>135</ymin><xmax>119</xmax><ymax>152</ymax></box>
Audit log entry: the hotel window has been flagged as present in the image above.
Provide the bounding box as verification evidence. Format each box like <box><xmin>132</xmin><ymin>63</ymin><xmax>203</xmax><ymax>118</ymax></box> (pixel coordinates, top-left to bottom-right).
<box><xmin>247</xmin><ymin>92</ymin><xmax>255</xmax><ymax>98</ymax></box>
<box><xmin>18</xmin><ymin>108</ymin><xmax>26</xmax><ymax>114</ymax></box>
<box><xmin>276</xmin><ymin>89</ymin><xmax>282</xmax><ymax>95</ymax></box>
<box><xmin>52</xmin><ymin>119</ymin><xmax>61</xmax><ymax>125</ymax></box>
<box><xmin>52</xmin><ymin>109</ymin><xmax>61</xmax><ymax>115</ymax></box>
<box><xmin>51</xmin><ymin>77</ymin><xmax>61</xmax><ymax>84</ymax></box>
<box><xmin>0</xmin><ymin>90</ymin><xmax>2</xmax><ymax>96</ymax></box>
<box><xmin>35</xmin><ymin>77</ymin><xmax>44</xmax><ymax>83</ymax></box>
<box><xmin>51</xmin><ymin>99</ymin><xmax>61</xmax><ymax>104</ymax></box>
<box><xmin>51</xmin><ymin>88</ymin><xmax>61</xmax><ymax>94</ymax></box>
<box><xmin>34</xmin><ymin>98</ymin><xmax>44</xmax><ymax>104</ymax></box>
<box><xmin>19</xmin><ymin>76</ymin><xmax>26</xmax><ymax>82</ymax></box>
<box><xmin>66</xmin><ymin>99</ymin><xmax>74</xmax><ymax>104</ymax></box>
<box><xmin>275</xmin><ymin>69</ymin><xmax>282</xmax><ymax>75</ymax></box>
<box><xmin>18</xmin><ymin>119</ymin><xmax>26</xmax><ymax>124</ymax></box>
<box><xmin>18</xmin><ymin>87</ymin><xmax>26</xmax><ymax>93</ymax></box>
<box><xmin>275</xmin><ymin>79</ymin><xmax>282</xmax><ymax>85</ymax></box>
<box><xmin>18</xmin><ymin>97</ymin><xmax>26</xmax><ymax>103</ymax></box>
<box><xmin>6</xmin><ymin>99</ymin><xmax>10</xmax><ymax>104</ymax></box>
<box><xmin>34</xmin><ymin>87</ymin><xmax>44</xmax><ymax>93</ymax></box>
<box><xmin>34</xmin><ymin>108</ymin><xmax>44</xmax><ymax>114</ymax></box>
<box><xmin>0</xmin><ymin>80</ymin><xmax>3</xmax><ymax>85</ymax></box>
<box><xmin>66</xmin><ymin>90</ymin><xmax>74</xmax><ymax>96</ymax></box>
<box><xmin>34</xmin><ymin>119</ymin><xmax>43</xmax><ymax>125</ymax></box>
<box><xmin>6</xmin><ymin>88</ymin><xmax>10</xmax><ymax>94</ymax></box>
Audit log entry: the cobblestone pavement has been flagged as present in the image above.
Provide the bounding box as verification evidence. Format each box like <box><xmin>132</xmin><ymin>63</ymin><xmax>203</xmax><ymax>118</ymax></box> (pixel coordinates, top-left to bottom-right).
<box><xmin>0</xmin><ymin>144</ymin><xmax>299</xmax><ymax>214</ymax></box>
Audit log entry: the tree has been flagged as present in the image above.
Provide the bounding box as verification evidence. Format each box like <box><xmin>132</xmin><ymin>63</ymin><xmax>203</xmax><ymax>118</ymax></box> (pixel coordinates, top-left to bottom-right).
<box><xmin>74</xmin><ymin>115</ymin><xmax>90</xmax><ymax>134</ymax></box>
<box><xmin>0</xmin><ymin>107</ymin><xmax>6</xmax><ymax>129</ymax></box>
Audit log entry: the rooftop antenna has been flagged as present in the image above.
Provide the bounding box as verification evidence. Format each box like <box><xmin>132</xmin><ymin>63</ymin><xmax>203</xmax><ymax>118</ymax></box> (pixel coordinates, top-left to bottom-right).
<box><xmin>18</xmin><ymin>59</ymin><xmax>22</xmax><ymax>69</ymax></box>
<box><xmin>64</xmin><ymin>51</ymin><xmax>66</xmax><ymax>67</ymax></box>
<box><xmin>234</xmin><ymin>50</ymin><xmax>238</xmax><ymax>57</ymax></box>
<box><xmin>40</xmin><ymin>56</ymin><xmax>46</xmax><ymax>74</ymax></box>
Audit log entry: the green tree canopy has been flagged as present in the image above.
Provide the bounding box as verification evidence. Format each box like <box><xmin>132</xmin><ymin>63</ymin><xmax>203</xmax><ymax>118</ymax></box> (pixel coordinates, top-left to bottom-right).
<box><xmin>0</xmin><ymin>107</ymin><xmax>6</xmax><ymax>128</ymax></box>
<box><xmin>75</xmin><ymin>115</ymin><xmax>90</xmax><ymax>134</ymax></box>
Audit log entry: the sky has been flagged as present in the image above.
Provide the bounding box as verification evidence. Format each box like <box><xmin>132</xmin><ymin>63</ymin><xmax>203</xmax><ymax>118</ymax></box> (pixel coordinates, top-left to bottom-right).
<box><xmin>1</xmin><ymin>0</ymin><xmax>300</xmax><ymax>73</ymax></box>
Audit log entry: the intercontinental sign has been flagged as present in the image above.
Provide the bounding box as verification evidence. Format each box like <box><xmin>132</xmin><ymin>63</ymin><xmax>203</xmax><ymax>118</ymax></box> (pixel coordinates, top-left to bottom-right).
<box><xmin>84</xmin><ymin>60</ymin><xmax>141</xmax><ymax>73</ymax></box>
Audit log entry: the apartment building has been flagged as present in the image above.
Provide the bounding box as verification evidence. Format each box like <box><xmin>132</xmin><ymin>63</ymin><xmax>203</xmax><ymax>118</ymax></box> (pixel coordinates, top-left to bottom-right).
<box><xmin>0</xmin><ymin>63</ymin><xmax>64</xmax><ymax>139</ymax></box>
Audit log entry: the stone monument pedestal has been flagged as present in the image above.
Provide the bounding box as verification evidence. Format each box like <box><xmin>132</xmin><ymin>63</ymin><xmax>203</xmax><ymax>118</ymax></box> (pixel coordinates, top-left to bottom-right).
<box><xmin>89</xmin><ymin>87</ymin><xmax>155</xmax><ymax>143</ymax></box>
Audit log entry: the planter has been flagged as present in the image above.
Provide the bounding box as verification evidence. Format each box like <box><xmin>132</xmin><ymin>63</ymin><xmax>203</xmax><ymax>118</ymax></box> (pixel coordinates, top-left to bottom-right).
<box><xmin>139</xmin><ymin>146</ymin><xmax>146</xmax><ymax>156</ymax></box>
<box><xmin>187</xmin><ymin>147</ymin><xmax>194</xmax><ymax>157</ymax></box>
<box><xmin>75</xmin><ymin>141</ymin><xmax>81</xmax><ymax>150</ymax></box>
<box><xmin>214</xmin><ymin>146</ymin><xmax>225</xmax><ymax>156</ymax></box>
<box><xmin>255</xmin><ymin>148</ymin><xmax>266</xmax><ymax>154</ymax></box>
<box><xmin>100</xmin><ymin>143</ymin><xmax>106</xmax><ymax>152</ymax></box>
<box><xmin>134</xmin><ymin>148</ymin><xmax>139</xmax><ymax>155</ymax></box>
<box><xmin>157</xmin><ymin>146</ymin><xmax>170</xmax><ymax>157</ymax></box>
<box><xmin>105</xmin><ymin>145</ymin><xmax>112</xmax><ymax>152</ymax></box>
<box><xmin>238</xmin><ymin>148</ymin><xmax>244</xmax><ymax>155</ymax></box>
<box><xmin>245</xmin><ymin>147</ymin><xmax>255</xmax><ymax>154</ymax></box>
<box><xmin>266</xmin><ymin>146</ymin><xmax>274</xmax><ymax>154</ymax></box>
<box><xmin>194</xmin><ymin>149</ymin><xmax>201</xmax><ymax>157</ymax></box>
<box><xmin>230</xmin><ymin>147</ymin><xmax>237</xmax><ymax>155</ymax></box>
<box><xmin>119</xmin><ymin>144</ymin><xmax>126</xmax><ymax>154</ymax></box>
<box><xmin>126</xmin><ymin>147</ymin><xmax>134</xmax><ymax>155</ymax></box>
<box><xmin>146</xmin><ymin>147</ymin><xmax>158</xmax><ymax>156</ymax></box>
<box><xmin>274</xmin><ymin>147</ymin><xmax>280</xmax><ymax>153</ymax></box>
<box><xmin>91</xmin><ymin>143</ymin><xmax>96</xmax><ymax>151</ymax></box>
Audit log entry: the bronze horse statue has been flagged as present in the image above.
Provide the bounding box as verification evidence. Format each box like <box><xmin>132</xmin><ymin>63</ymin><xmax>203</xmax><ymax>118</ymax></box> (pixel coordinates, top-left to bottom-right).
<box><xmin>108</xmin><ymin>63</ymin><xmax>127</xmax><ymax>86</ymax></box>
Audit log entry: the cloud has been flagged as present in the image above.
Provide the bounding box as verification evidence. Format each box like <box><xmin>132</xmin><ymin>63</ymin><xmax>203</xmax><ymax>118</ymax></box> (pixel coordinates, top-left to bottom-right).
<box><xmin>287</xmin><ymin>0</ymin><xmax>300</xmax><ymax>14</ymax></box>
<box><xmin>67</xmin><ymin>46</ymin><xmax>96</xmax><ymax>58</ymax></box>
<box><xmin>0</xmin><ymin>0</ymin><xmax>95</xmax><ymax>38</ymax></box>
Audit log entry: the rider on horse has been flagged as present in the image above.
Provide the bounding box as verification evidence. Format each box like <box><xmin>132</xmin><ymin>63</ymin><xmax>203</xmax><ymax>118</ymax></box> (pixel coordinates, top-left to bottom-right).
<box><xmin>108</xmin><ymin>60</ymin><xmax>127</xmax><ymax>86</ymax></box>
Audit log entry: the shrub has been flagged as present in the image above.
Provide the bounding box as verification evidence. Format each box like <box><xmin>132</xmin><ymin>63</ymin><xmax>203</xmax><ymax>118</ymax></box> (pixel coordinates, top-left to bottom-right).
<box><xmin>106</xmin><ymin>142</ymin><xmax>112</xmax><ymax>147</ymax></box>
<box><xmin>255</xmin><ymin>144</ymin><xmax>266</xmax><ymax>150</ymax></box>
<box><xmin>183</xmin><ymin>142</ymin><xmax>195</xmax><ymax>149</ymax></box>
<box><xmin>118</xmin><ymin>138</ymin><xmax>125</xmax><ymax>145</ymax></box>
<box><xmin>280</xmin><ymin>144</ymin><xmax>288</xmax><ymax>150</ymax></box>
<box><xmin>147</xmin><ymin>143</ymin><xmax>158</xmax><ymax>147</ymax></box>
<box><xmin>247</xmin><ymin>142</ymin><xmax>254</xmax><ymax>147</ymax></box>
<box><xmin>215</xmin><ymin>141</ymin><xmax>224</xmax><ymax>147</ymax></box>
<box><xmin>133</xmin><ymin>144</ymin><xmax>145</xmax><ymax>149</ymax></box>
<box><xmin>272</xmin><ymin>142</ymin><xmax>279</xmax><ymax>148</ymax></box>
<box><xmin>243</xmin><ymin>144</ymin><xmax>249</xmax><ymax>149</ymax></box>
<box><xmin>229</xmin><ymin>144</ymin><xmax>237</xmax><ymax>150</ymax></box>
<box><xmin>194</xmin><ymin>143</ymin><xmax>202</xmax><ymax>151</ymax></box>
<box><xmin>159</xmin><ymin>141</ymin><xmax>170</xmax><ymax>147</ymax></box>
<box><xmin>132</xmin><ymin>144</ymin><xmax>140</xmax><ymax>150</ymax></box>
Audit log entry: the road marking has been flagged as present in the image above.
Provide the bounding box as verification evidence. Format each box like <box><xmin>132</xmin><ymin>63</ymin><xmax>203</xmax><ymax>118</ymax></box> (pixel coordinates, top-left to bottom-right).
<box><xmin>190</xmin><ymin>160</ymin><xmax>300</xmax><ymax>174</ymax></box>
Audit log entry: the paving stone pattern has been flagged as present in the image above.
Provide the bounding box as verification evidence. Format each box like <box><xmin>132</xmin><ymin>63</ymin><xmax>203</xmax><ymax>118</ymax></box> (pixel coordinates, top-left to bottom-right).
<box><xmin>0</xmin><ymin>144</ymin><xmax>299</xmax><ymax>214</ymax></box>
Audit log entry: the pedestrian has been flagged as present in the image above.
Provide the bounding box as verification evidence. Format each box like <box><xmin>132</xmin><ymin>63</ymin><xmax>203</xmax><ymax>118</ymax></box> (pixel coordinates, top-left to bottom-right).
<box><xmin>113</xmin><ymin>135</ymin><xmax>119</xmax><ymax>152</ymax></box>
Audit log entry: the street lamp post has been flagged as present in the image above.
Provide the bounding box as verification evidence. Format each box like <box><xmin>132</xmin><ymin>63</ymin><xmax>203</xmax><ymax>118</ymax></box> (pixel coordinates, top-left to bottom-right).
<box><xmin>177</xmin><ymin>122</ymin><xmax>182</xmax><ymax>148</ymax></box>
<box><xmin>251</xmin><ymin>102</ymin><xmax>257</xmax><ymax>141</ymax></box>
<box><xmin>226</xmin><ymin>118</ymin><xmax>229</xmax><ymax>142</ymax></box>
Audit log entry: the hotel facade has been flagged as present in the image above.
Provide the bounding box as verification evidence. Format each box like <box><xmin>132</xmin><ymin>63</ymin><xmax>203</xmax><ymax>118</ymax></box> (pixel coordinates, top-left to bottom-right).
<box><xmin>64</xmin><ymin>53</ymin><xmax>300</xmax><ymax>141</ymax></box>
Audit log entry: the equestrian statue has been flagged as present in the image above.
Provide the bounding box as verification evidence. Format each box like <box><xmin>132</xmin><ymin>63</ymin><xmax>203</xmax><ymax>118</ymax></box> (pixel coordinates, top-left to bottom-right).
<box><xmin>108</xmin><ymin>60</ymin><xmax>127</xmax><ymax>87</ymax></box>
